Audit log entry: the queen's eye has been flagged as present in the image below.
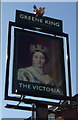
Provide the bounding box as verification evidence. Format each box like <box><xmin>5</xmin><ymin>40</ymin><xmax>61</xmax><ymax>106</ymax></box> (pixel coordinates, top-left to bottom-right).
<box><xmin>34</xmin><ymin>55</ymin><xmax>38</xmax><ymax>58</ymax></box>
<box><xmin>40</xmin><ymin>56</ymin><xmax>45</xmax><ymax>59</ymax></box>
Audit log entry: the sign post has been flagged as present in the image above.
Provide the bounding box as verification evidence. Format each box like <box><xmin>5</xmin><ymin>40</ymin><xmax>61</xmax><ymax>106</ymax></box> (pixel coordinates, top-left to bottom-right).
<box><xmin>32</xmin><ymin>103</ymin><xmax>36</xmax><ymax>120</ymax></box>
<box><xmin>36</xmin><ymin>103</ymin><xmax>48</xmax><ymax>120</ymax></box>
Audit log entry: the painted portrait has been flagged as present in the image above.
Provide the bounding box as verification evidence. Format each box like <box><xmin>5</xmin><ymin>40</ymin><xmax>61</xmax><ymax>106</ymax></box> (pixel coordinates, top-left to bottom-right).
<box><xmin>12</xmin><ymin>28</ymin><xmax>66</xmax><ymax>96</ymax></box>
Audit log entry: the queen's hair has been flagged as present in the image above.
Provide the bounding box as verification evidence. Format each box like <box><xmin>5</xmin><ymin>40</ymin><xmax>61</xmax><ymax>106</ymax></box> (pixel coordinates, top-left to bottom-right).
<box><xmin>30</xmin><ymin>44</ymin><xmax>48</xmax><ymax>54</ymax></box>
<box><xmin>29</xmin><ymin>44</ymin><xmax>49</xmax><ymax>64</ymax></box>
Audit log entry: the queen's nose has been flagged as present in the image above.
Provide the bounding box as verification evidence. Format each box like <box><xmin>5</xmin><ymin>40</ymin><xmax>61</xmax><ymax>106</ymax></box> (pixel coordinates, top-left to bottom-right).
<box><xmin>37</xmin><ymin>57</ymin><xmax>41</xmax><ymax>63</ymax></box>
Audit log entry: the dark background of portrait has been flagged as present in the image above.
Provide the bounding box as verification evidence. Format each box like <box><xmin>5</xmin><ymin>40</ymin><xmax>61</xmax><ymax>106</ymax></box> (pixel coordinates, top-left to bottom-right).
<box><xmin>14</xmin><ymin>28</ymin><xmax>66</xmax><ymax>88</ymax></box>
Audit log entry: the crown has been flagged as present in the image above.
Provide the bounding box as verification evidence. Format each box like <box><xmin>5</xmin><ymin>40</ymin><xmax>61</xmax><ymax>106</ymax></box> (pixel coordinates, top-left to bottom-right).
<box><xmin>30</xmin><ymin>44</ymin><xmax>48</xmax><ymax>54</ymax></box>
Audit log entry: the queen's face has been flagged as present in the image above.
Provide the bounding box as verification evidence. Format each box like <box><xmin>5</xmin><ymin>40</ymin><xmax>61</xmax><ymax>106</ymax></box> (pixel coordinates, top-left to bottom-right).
<box><xmin>32</xmin><ymin>51</ymin><xmax>45</xmax><ymax>68</ymax></box>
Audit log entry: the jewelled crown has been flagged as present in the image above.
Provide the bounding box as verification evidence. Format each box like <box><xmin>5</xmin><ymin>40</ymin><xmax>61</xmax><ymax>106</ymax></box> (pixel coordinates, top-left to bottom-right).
<box><xmin>30</xmin><ymin>44</ymin><xmax>48</xmax><ymax>54</ymax></box>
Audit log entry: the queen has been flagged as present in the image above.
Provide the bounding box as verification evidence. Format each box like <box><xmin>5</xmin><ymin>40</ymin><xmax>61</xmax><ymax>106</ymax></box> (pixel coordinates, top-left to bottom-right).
<box><xmin>17</xmin><ymin>44</ymin><xmax>54</xmax><ymax>85</ymax></box>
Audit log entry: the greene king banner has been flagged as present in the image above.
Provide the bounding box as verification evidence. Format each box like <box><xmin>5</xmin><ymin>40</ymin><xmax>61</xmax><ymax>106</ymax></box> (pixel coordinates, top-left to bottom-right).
<box><xmin>15</xmin><ymin>10</ymin><xmax>63</xmax><ymax>33</ymax></box>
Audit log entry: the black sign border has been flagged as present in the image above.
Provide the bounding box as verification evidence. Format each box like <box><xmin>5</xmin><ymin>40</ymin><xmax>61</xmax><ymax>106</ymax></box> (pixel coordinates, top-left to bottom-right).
<box><xmin>5</xmin><ymin>21</ymin><xmax>72</xmax><ymax>103</ymax></box>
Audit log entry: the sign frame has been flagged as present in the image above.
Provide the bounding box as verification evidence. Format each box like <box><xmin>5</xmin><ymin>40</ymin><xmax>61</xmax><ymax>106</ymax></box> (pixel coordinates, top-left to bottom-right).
<box><xmin>5</xmin><ymin>21</ymin><xmax>72</xmax><ymax>103</ymax></box>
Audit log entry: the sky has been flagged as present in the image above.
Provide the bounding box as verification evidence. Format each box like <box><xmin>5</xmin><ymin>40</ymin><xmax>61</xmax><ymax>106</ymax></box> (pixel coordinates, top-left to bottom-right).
<box><xmin>0</xmin><ymin>1</ymin><xmax>77</xmax><ymax>119</ymax></box>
